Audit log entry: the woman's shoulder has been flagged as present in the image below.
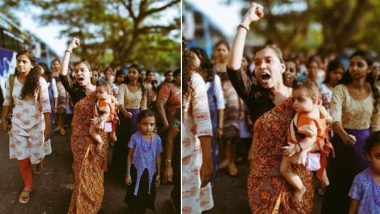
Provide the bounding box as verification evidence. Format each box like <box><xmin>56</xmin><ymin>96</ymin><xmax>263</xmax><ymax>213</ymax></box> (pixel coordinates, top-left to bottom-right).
<box><xmin>333</xmin><ymin>84</ymin><xmax>346</xmax><ymax>92</ymax></box>
<box><xmin>353</xmin><ymin>168</ymin><xmax>372</xmax><ymax>185</ymax></box>
<box><xmin>191</xmin><ymin>72</ymin><xmax>205</xmax><ymax>83</ymax></box>
<box><xmin>38</xmin><ymin>76</ymin><xmax>48</xmax><ymax>85</ymax></box>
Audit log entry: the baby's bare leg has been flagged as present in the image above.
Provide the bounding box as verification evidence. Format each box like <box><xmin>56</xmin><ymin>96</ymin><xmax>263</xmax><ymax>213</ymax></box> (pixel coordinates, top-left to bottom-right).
<box><xmin>280</xmin><ymin>155</ymin><xmax>306</xmax><ymax>201</ymax></box>
<box><xmin>90</xmin><ymin>123</ymin><xmax>104</xmax><ymax>145</ymax></box>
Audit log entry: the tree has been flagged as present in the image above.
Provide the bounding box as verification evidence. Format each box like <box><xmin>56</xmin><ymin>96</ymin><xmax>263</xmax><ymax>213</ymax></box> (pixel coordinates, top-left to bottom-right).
<box><xmin>232</xmin><ymin>0</ymin><xmax>380</xmax><ymax>55</ymax></box>
<box><xmin>1</xmin><ymin>0</ymin><xmax>181</xmax><ymax>71</ymax></box>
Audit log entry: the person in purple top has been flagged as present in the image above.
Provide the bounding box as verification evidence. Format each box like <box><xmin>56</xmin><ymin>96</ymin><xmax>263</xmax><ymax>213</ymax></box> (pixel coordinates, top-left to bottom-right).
<box><xmin>125</xmin><ymin>110</ymin><xmax>163</xmax><ymax>213</ymax></box>
<box><xmin>349</xmin><ymin>131</ymin><xmax>380</xmax><ymax>214</ymax></box>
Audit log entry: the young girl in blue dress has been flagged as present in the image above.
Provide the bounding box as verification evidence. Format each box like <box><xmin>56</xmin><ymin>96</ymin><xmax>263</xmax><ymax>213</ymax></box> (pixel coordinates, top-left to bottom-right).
<box><xmin>349</xmin><ymin>131</ymin><xmax>380</xmax><ymax>213</ymax></box>
<box><xmin>125</xmin><ymin>110</ymin><xmax>162</xmax><ymax>213</ymax></box>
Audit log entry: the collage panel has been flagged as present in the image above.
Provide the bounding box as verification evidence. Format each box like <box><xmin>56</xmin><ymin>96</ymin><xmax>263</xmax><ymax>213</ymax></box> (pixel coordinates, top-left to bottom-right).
<box><xmin>183</xmin><ymin>0</ymin><xmax>380</xmax><ymax>214</ymax></box>
<box><xmin>0</xmin><ymin>0</ymin><xmax>180</xmax><ymax>214</ymax></box>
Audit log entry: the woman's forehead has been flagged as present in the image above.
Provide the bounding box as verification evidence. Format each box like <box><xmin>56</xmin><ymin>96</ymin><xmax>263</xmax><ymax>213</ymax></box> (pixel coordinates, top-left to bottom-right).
<box><xmin>255</xmin><ymin>48</ymin><xmax>278</xmax><ymax>60</ymax></box>
<box><xmin>17</xmin><ymin>54</ymin><xmax>30</xmax><ymax>61</ymax></box>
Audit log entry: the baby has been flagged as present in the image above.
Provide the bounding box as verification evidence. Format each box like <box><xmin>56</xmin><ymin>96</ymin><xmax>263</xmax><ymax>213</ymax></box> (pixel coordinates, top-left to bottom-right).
<box><xmin>280</xmin><ymin>81</ymin><xmax>334</xmax><ymax>202</ymax></box>
<box><xmin>90</xmin><ymin>80</ymin><xmax>123</xmax><ymax>150</ymax></box>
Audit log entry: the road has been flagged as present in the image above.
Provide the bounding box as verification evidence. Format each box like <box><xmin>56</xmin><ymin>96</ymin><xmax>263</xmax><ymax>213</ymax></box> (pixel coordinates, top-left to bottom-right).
<box><xmin>209</xmin><ymin>161</ymin><xmax>323</xmax><ymax>213</ymax></box>
<box><xmin>0</xmin><ymin>129</ymin><xmax>175</xmax><ymax>214</ymax></box>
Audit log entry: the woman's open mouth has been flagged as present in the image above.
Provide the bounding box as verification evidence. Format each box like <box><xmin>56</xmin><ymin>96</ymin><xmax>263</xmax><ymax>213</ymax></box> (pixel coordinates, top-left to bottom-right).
<box><xmin>76</xmin><ymin>77</ymin><xmax>85</xmax><ymax>84</ymax></box>
<box><xmin>261</xmin><ymin>73</ymin><xmax>271</xmax><ymax>81</ymax></box>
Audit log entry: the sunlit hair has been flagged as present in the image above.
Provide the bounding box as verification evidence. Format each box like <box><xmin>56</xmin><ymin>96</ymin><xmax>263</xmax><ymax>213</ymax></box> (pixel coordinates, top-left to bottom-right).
<box><xmin>137</xmin><ymin>109</ymin><xmax>156</xmax><ymax>123</ymax></box>
<box><xmin>293</xmin><ymin>80</ymin><xmax>320</xmax><ymax>102</ymax></box>
<box><xmin>74</xmin><ymin>60</ymin><xmax>92</xmax><ymax>73</ymax></box>
<box><xmin>253</xmin><ymin>45</ymin><xmax>284</xmax><ymax>63</ymax></box>
<box><xmin>96</xmin><ymin>79</ymin><xmax>113</xmax><ymax>95</ymax></box>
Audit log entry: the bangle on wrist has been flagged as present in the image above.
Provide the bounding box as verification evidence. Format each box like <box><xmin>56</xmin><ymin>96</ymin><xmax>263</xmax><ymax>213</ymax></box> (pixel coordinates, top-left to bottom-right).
<box><xmin>65</xmin><ymin>49</ymin><xmax>72</xmax><ymax>54</ymax></box>
<box><xmin>237</xmin><ymin>23</ymin><xmax>250</xmax><ymax>32</ymax></box>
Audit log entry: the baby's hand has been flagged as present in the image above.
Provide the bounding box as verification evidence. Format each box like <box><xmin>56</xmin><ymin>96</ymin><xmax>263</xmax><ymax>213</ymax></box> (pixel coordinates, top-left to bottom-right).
<box><xmin>125</xmin><ymin>175</ymin><xmax>132</xmax><ymax>186</ymax></box>
<box><xmin>155</xmin><ymin>175</ymin><xmax>160</xmax><ymax>187</ymax></box>
<box><xmin>282</xmin><ymin>144</ymin><xmax>297</xmax><ymax>157</ymax></box>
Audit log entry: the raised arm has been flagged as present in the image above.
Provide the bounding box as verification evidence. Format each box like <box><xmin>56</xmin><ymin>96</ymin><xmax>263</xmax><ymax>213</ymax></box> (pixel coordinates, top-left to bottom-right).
<box><xmin>227</xmin><ymin>3</ymin><xmax>264</xmax><ymax>70</ymax></box>
<box><xmin>60</xmin><ymin>37</ymin><xmax>80</xmax><ymax>76</ymax></box>
<box><xmin>227</xmin><ymin>3</ymin><xmax>264</xmax><ymax>101</ymax></box>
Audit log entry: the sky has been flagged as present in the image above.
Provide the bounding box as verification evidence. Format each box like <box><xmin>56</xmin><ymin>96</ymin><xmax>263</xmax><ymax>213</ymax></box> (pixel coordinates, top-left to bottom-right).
<box><xmin>14</xmin><ymin>10</ymin><xmax>67</xmax><ymax>58</ymax></box>
<box><xmin>187</xmin><ymin>0</ymin><xmax>244</xmax><ymax>39</ymax></box>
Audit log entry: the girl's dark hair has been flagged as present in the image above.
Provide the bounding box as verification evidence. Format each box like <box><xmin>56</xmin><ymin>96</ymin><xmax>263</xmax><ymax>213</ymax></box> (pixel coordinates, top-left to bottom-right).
<box><xmin>339</xmin><ymin>50</ymin><xmax>380</xmax><ymax>112</ymax></box>
<box><xmin>151</xmin><ymin>80</ymin><xmax>158</xmax><ymax>92</ymax></box>
<box><xmin>51</xmin><ymin>58</ymin><xmax>61</xmax><ymax>65</ymax></box>
<box><xmin>115</xmin><ymin>69</ymin><xmax>126</xmax><ymax>84</ymax></box>
<box><xmin>39</xmin><ymin>63</ymin><xmax>52</xmax><ymax>82</ymax></box>
<box><xmin>306</xmin><ymin>55</ymin><xmax>322</xmax><ymax>68</ymax></box>
<box><xmin>137</xmin><ymin>109</ymin><xmax>156</xmax><ymax>123</ymax></box>
<box><xmin>365</xmin><ymin>131</ymin><xmax>380</xmax><ymax>154</ymax></box>
<box><xmin>324</xmin><ymin>58</ymin><xmax>344</xmax><ymax>84</ymax></box>
<box><xmin>190</xmin><ymin>47</ymin><xmax>214</xmax><ymax>82</ymax></box>
<box><xmin>214</xmin><ymin>40</ymin><xmax>230</xmax><ymax>51</ymax></box>
<box><xmin>173</xmin><ymin>68</ymin><xmax>180</xmax><ymax>77</ymax></box>
<box><xmin>182</xmin><ymin>49</ymin><xmax>194</xmax><ymax>97</ymax></box>
<box><xmin>127</xmin><ymin>64</ymin><xmax>146</xmax><ymax>95</ymax></box>
<box><xmin>96</xmin><ymin>79</ymin><xmax>112</xmax><ymax>95</ymax></box>
<box><xmin>16</xmin><ymin>50</ymin><xmax>41</xmax><ymax>99</ymax></box>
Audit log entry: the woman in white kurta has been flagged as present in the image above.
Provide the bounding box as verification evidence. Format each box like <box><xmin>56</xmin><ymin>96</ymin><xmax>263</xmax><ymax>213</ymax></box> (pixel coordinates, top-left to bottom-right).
<box><xmin>182</xmin><ymin>50</ymin><xmax>214</xmax><ymax>213</ymax></box>
<box><xmin>1</xmin><ymin>51</ymin><xmax>51</xmax><ymax>204</ymax></box>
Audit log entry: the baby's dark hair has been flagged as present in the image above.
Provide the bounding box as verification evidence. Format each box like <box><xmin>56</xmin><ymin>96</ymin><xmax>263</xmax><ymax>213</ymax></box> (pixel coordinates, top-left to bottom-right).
<box><xmin>293</xmin><ymin>80</ymin><xmax>320</xmax><ymax>102</ymax></box>
<box><xmin>137</xmin><ymin>110</ymin><xmax>156</xmax><ymax>123</ymax></box>
<box><xmin>365</xmin><ymin>131</ymin><xmax>380</xmax><ymax>154</ymax></box>
<box><xmin>96</xmin><ymin>79</ymin><xmax>112</xmax><ymax>95</ymax></box>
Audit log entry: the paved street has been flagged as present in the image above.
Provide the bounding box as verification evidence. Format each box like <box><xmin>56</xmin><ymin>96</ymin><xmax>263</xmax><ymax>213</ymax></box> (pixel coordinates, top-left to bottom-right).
<box><xmin>209</xmin><ymin>160</ymin><xmax>323</xmax><ymax>213</ymax></box>
<box><xmin>0</xmin><ymin>129</ymin><xmax>175</xmax><ymax>214</ymax></box>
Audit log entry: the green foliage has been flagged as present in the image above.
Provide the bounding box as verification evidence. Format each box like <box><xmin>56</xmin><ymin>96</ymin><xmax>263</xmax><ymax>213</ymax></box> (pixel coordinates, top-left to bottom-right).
<box><xmin>0</xmin><ymin>0</ymin><xmax>180</xmax><ymax>71</ymax></box>
<box><xmin>237</xmin><ymin>0</ymin><xmax>380</xmax><ymax>54</ymax></box>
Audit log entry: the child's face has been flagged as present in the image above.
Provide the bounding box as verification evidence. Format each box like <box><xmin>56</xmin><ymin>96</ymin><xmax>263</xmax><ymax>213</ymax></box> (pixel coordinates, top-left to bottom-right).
<box><xmin>116</xmin><ymin>74</ymin><xmax>125</xmax><ymax>84</ymax></box>
<box><xmin>368</xmin><ymin>144</ymin><xmax>380</xmax><ymax>174</ymax></box>
<box><xmin>292</xmin><ymin>88</ymin><xmax>316</xmax><ymax>113</ymax></box>
<box><xmin>139</xmin><ymin>116</ymin><xmax>155</xmax><ymax>134</ymax></box>
<box><xmin>96</xmin><ymin>86</ymin><xmax>109</xmax><ymax>100</ymax></box>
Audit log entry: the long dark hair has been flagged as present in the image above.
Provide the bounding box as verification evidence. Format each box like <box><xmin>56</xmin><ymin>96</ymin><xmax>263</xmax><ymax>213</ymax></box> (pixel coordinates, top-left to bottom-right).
<box><xmin>324</xmin><ymin>58</ymin><xmax>344</xmax><ymax>84</ymax></box>
<box><xmin>339</xmin><ymin>50</ymin><xmax>380</xmax><ymax>112</ymax></box>
<box><xmin>16</xmin><ymin>50</ymin><xmax>41</xmax><ymax>99</ymax></box>
<box><xmin>190</xmin><ymin>47</ymin><xmax>214</xmax><ymax>82</ymax></box>
<box><xmin>126</xmin><ymin>64</ymin><xmax>145</xmax><ymax>95</ymax></box>
<box><xmin>182</xmin><ymin>49</ymin><xmax>195</xmax><ymax>97</ymax></box>
<box><xmin>39</xmin><ymin>63</ymin><xmax>52</xmax><ymax>83</ymax></box>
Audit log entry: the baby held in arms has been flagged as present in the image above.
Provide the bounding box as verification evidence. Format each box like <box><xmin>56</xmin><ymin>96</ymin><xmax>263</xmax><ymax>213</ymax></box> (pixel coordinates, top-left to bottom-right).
<box><xmin>90</xmin><ymin>80</ymin><xmax>126</xmax><ymax>151</ymax></box>
<box><xmin>281</xmin><ymin>81</ymin><xmax>335</xmax><ymax>202</ymax></box>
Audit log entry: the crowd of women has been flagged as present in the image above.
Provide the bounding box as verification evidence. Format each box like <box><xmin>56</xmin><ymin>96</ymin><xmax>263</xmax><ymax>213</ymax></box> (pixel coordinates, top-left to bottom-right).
<box><xmin>183</xmin><ymin>3</ymin><xmax>380</xmax><ymax>214</ymax></box>
<box><xmin>1</xmin><ymin>37</ymin><xmax>181</xmax><ymax>214</ymax></box>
